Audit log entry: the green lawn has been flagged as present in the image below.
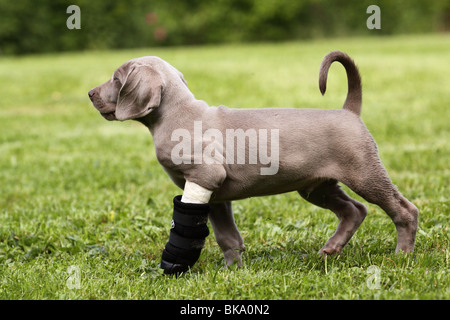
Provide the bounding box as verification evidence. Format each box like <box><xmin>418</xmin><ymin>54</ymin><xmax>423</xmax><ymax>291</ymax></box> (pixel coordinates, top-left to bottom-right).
<box><xmin>0</xmin><ymin>34</ymin><xmax>449</xmax><ymax>300</ymax></box>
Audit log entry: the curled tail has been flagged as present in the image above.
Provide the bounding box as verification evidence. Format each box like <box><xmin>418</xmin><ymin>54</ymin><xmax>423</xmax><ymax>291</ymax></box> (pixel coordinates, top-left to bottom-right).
<box><xmin>319</xmin><ymin>51</ymin><xmax>362</xmax><ymax>116</ymax></box>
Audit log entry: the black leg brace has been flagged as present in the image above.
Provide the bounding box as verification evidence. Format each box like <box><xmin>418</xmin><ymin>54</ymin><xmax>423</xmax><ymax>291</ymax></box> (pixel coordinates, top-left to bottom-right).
<box><xmin>160</xmin><ymin>195</ymin><xmax>210</xmax><ymax>275</ymax></box>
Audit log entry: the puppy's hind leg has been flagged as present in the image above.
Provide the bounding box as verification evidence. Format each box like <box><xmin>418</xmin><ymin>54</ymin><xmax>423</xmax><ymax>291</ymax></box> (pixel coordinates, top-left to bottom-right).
<box><xmin>341</xmin><ymin>166</ymin><xmax>419</xmax><ymax>253</ymax></box>
<box><xmin>298</xmin><ymin>180</ymin><xmax>367</xmax><ymax>255</ymax></box>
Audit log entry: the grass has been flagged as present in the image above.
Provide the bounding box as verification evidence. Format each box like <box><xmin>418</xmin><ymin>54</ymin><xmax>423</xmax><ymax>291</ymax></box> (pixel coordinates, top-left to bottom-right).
<box><xmin>0</xmin><ymin>34</ymin><xmax>449</xmax><ymax>300</ymax></box>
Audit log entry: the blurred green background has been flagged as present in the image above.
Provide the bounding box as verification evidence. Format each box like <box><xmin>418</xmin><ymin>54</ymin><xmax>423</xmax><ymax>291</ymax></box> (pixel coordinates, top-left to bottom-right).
<box><xmin>1</xmin><ymin>0</ymin><xmax>449</xmax><ymax>55</ymax></box>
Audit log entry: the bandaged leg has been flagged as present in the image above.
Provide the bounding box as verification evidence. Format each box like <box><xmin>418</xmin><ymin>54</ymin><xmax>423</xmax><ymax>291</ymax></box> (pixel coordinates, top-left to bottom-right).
<box><xmin>181</xmin><ymin>181</ymin><xmax>213</xmax><ymax>204</ymax></box>
<box><xmin>160</xmin><ymin>182</ymin><xmax>213</xmax><ymax>275</ymax></box>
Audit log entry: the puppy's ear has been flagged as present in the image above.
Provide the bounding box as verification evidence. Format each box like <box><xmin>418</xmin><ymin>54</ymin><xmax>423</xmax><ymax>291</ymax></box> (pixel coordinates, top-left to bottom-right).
<box><xmin>116</xmin><ymin>64</ymin><xmax>164</xmax><ymax>121</ymax></box>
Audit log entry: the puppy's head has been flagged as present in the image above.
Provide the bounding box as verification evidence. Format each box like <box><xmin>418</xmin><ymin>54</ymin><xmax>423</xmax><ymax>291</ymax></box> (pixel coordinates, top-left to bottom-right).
<box><xmin>89</xmin><ymin>57</ymin><xmax>176</xmax><ymax>121</ymax></box>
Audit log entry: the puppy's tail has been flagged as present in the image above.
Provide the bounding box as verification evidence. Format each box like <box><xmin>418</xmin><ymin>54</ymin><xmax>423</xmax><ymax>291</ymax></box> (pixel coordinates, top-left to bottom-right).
<box><xmin>319</xmin><ymin>51</ymin><xmax>362</xmax><ymax>116</ymax></box>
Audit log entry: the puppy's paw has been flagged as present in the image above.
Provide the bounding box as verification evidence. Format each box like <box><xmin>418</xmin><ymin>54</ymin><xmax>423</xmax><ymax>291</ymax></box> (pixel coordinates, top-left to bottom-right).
<box><xmin>223</xmin><ymin>247</ymin><xmax>244</xmax><ymax>268</ymax></box>
<box><xmin>318</xmin><ymin>245</ymin><xmax>343</xmax><ymax>258</ymax></box>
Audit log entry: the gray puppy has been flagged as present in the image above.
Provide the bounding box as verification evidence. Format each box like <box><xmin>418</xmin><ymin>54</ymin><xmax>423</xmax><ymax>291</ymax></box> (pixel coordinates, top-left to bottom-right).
<box><xmin>89</xmin><ymin>51</ymin><xmax>418</xmax><ymax>267</ymax></box>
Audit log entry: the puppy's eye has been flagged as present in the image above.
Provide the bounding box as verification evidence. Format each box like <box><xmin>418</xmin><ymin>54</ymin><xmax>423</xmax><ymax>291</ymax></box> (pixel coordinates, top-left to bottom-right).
<box><xmin>113</xmin><ymin>77</ymin><xmax>120</xmax><ymax>82</ymax></box>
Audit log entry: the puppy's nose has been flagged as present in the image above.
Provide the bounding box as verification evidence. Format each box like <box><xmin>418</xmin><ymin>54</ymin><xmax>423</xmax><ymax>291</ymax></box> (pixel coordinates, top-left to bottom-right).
<box><xmin>88</xmin><ymin>89</ymin><xmax>96</xmax><ymax>100</ymax></box>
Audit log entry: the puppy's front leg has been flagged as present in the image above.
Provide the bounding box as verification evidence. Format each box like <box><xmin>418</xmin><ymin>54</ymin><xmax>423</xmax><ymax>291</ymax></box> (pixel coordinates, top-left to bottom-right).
<box><xmin>182</xmin><ymin>182</ymin><xmax>245</xmax><ymax>267</ymax></box>
<box><xmin>209</xmin><ymin>201</ymin><xmax>245</xmax><ymax>267</ymax></box>
<box><xmin>181</xmin><ymin>180</ymin><xmax>213</xmax><ymax>204</ymax></box>
<box><xmin>160</xmin><ymin>181</ymin><xmax>212</xmax><ymax>275</ymax></box>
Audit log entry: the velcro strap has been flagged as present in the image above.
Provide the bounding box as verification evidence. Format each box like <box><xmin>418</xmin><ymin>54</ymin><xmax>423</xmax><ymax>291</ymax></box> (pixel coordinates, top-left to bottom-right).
<box><xmin>172</xmin><ymin>222</ymin><xmax>210</xmax><ymax>239</ymax></box>
<box><xmin>162</xmin><ymin>245</ymin><xmax>198</xmax><ymax>266</ymax></box>
<box><xmin>160</xmin><ymin>260</ymin><xmax>188</xmax><ymax>275</ymax></box>
<box><xmin>173</xmin><ymin>209</ymin><xmax>208</xmax><ymax>227</ymax></box>
<box><xmin>169</xmin><ymin>231</ymin><xmax>205</xmax><ymax>250</ymax></box>
<box><xmin>173</xmin><ymin>195</ymin><xmax>210</xmax><ymax>214</ymax></box>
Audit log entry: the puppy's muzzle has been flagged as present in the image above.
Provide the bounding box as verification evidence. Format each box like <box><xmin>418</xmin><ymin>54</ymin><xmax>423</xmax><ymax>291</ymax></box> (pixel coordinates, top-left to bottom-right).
<box><xmin>161</xmin><ymin>196</ymin><xmax>210</xmax><ymax>275</ymax></box>
<box><xmin>88</xmin><ymin>89</ymin><xmax>95</xmax><ymax>101</ymax></box>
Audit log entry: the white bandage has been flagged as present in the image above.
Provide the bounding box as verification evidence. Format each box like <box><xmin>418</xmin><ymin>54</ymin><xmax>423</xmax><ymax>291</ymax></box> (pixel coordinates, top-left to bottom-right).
<box><xmin>181</xmin><ymin>181</ymin><xmax>213</xmax><ymax>204</ymax></box>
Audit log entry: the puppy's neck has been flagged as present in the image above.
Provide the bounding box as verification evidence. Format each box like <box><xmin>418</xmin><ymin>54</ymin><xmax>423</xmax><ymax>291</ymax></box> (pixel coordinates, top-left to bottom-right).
<box><xmin>136</xmin><ymin>98</ymin><xmax>209</xmax><ymax>136</ymax></box>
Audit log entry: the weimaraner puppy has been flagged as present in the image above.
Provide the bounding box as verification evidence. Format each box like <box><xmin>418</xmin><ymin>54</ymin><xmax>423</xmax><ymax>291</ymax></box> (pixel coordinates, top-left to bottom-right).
<box><xmin>88</xmin><ymin>51</ymin><xmax>418</xmax><ymax>270</ymax></box>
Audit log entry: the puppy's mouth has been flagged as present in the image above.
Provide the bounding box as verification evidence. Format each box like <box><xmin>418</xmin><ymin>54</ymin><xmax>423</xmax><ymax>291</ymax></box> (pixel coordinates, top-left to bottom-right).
<box><xmin>100</xmin><ymin>111</ymin><xmax>116</xmax><ymax>121</ymax></box>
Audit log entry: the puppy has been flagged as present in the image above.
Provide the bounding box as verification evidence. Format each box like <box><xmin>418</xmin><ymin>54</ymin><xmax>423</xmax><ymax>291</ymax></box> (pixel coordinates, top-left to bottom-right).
<box><xmin>89</xmin><ymin>51</ymin><xmax>418</xmax><ymax>269</ymax></box>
